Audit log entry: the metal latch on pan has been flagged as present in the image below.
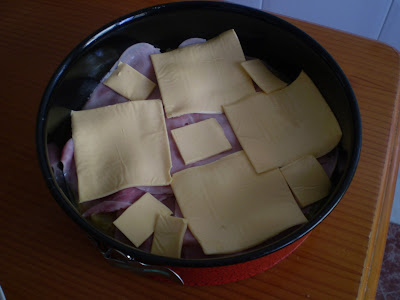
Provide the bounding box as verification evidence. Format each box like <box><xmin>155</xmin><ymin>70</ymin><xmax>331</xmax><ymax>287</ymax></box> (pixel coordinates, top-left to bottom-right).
<box><xmin>88</xmin><ymin>235</ymin><xmax>184</xmax><ymax>285</ymax></box>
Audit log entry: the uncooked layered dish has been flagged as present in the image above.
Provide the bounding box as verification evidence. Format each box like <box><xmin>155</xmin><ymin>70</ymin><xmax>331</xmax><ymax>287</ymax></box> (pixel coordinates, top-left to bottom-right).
<box><xmin>48</xmin><ymin>29</ymin><xmax>342</xmax><ymax>260</ymax></box>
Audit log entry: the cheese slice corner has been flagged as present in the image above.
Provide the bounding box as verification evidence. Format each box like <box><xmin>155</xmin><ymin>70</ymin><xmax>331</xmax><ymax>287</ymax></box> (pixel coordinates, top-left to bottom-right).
<box><xmin>241</xmin><ymin>59</ymin><xmax>287</xmax><ymax>94</ymax></box>
<box><xmin>113</xmin><ymin>193</ymin><xmax>172</xmax><ymax>247</ymax></box>
<box><xmin>103</xmin><ymin>62</ymin><xmax>156</xmax><ymax>101</ymax></box>
<box><xmin>280</xmin><ymin>155</ymin><xmax>331</xmax><ymax>207</ymax></box>
<box><xmin>151</xmin><ymin>215</ymin><xmax>188</xmax><ymax>258</ymax></box>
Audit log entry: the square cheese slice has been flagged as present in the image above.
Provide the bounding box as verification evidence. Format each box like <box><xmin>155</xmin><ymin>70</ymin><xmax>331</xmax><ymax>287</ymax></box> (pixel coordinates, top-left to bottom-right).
<box><xmin>171</xmin><ymin>118</ymin><xmax>232</xmax><ymax>165</ymax></box>
<box><xmin>223</xmin><ymin>71</ymin><xmax>342</xmax><ymax>174</ymax></box>
<box><xmin>113</xmin><ymin>193</ymin><xmax>172</xmax><ymax>247</ymax></box>
<box><xmin>171</xmin><ymin>151</ymin><xmax>307</xmax><ymax>255</ymax></box>
<box><xmin>151</xmin><ymin>29</ymin><xmax>255</xmax><ymax>118</ymax></box>
<box><xmin>241</xmin><ymin>59</ymin><xmax>287</xmax><ymax>94</ymax></box>
<box><xmin>280</xmin><ymin>155</ymin><xmax>331</xmax><ymax>208</ymax></box>
<box><xmin>103</xmin><ymin>62</ymin><xmax>156</xmax><ymax>101</ymax></box>
<box><xmin>71</xmin><ymin>100</ymin><xmax>172</xmax><ymax>202</ymax></box>
<box><xmin>151</xmin><ymin>215</ymin><xmax>188</xmax><ymax>258</ymax></box>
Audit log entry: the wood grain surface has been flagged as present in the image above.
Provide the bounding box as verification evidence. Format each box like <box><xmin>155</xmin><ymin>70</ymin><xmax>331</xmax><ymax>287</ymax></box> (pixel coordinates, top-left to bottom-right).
<box><xmin>1</xmin><ymin>1</ymin><xmax>399</xmax><ymax>299</ymax></box>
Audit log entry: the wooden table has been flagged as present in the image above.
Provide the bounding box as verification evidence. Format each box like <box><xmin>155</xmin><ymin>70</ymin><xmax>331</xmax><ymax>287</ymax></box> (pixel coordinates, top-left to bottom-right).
<box><xmin>1</xmin><ymin>1</ymin><xmax>399</xmax><ymax>299</ymax></box>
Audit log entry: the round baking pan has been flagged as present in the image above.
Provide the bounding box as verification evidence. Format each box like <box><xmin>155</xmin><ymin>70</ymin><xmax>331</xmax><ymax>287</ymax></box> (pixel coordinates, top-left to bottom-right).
<box><xmin>36</xmin><ymin>1</ymin><xmax>361</xmax><ymax>285</ymax></box>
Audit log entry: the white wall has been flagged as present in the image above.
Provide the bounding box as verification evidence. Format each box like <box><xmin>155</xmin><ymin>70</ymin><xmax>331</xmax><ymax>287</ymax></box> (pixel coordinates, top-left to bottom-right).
<box><xmin>379</xmin><ymin>0</ymin><xmax>400</xmax><ymax>51</ymax></box>
<box><xmin>229</xmin><ymin>0</ymin><xmax>400</xmax><ymax>50</ymax></box>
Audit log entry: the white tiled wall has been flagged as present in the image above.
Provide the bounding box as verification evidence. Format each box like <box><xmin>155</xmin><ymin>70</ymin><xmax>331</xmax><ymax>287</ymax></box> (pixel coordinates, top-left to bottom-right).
<box><xmin>228</xmin><ymin>0</ymin><xmax>400</xmax><ymax>51</ymax></box>
<box><xmin>229</xmin><ymin>0</ymin><xmax>400</xmax><ymax>224</ymax></box>
<box><xmin>379</xmin><ymin>0</ymin><xmax>400</xmax><ymax>51</ymax></box>
<box><xmin>262</xmin><ymin>0</ymin><xmax>392</xmax><ymax>39</ymax></box>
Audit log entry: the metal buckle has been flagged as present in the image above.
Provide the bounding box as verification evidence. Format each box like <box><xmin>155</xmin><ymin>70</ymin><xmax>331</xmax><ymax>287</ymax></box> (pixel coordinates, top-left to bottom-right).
<box><xmin>88</xmin><ymin>235</ymin><xmax>184</xmax><ymax>285</ymax></box>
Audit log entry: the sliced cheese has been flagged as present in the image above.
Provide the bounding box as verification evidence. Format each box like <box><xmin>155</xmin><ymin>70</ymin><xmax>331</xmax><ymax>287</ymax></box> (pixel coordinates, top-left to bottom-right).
<box><xmin>241</xmin><ymin>59</ymin><xmax>287</xmax><ymax>94</ymax></box>
<box><xmin>223</xmin><ymin>71</ymin><xmax>342</xmax><ymax>174</ymax></box>
<box><xmin>103</xmin><ymin>62</ymin><xmax>156</xmax><ymax>101</ymax></box>
<box><xmin>71</xmin><ymin>100</ymin><xmax>172</xmax><ymax>202</ymax></box>
<box><xmin>171</xmin><ymin>151</ymin><xmax>307</xmax><ymax>255</ymax></box>
<box><xmin>151</xmin><ymin>215</ymin><xmax>188</xmax><ymax>258</ymax></box>
<box><xmin>151</xmin><ymin>29</ymin><xmax>255</xmax><ymax>118</ymax></box>
<box><xmin>280</xmin><ymin>155</ymin><xmax>331</xmax><ymax>208</ymax></box>
<box><xmin>113</xmin><ymin>193</ymin><xmax>172</xmax><ymax>247</ymax></box>
<box><xmin>171</xmin><ymin>118</ymin><xmax>232</xmax><ymax>165</ymax></box>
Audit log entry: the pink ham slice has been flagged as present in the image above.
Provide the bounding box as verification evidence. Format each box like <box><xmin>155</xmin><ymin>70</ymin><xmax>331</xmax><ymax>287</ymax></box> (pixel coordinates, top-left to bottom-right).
<box><xmin>81</xmin><ymin>189</ymin><xmax>175</xmax><ymax>218</ymax></box>
<box><xmin>178</xmin><ymin>38</ymin><xmax>206</xmax><ymax>48</ymax></box>
<box><xmin>82</xmin><ymin>85</ymin><xmax>128</xmax><ymax>110</ymax></box>
<box><xmin>83</xmin><ymin>43</ymin><xmax>161</xmax><ymax>110</ymax></box>
<box><xmin>135</xmin><ymin>185</ymin><xmax>173</xmax><ymax>195</ymax></box>
<box><xmin>81</xmin><ymin>187</ymin><xmax>145</xmax><ymax>217</ymax></box>
<box><xmin>60</xmin><ymin>138</ymin><xmax>78</xmax><ymax>200</ymax></box>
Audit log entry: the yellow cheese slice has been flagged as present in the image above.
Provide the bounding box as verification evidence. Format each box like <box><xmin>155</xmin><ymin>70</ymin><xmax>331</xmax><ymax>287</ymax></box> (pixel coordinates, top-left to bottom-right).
<box><xmin>103</xmin><ymin>62</ymin><xmax>156</xmax><ymax>101</ymax></box>
<box><xmin>71</xmin><ymin>100</ymin><xmax>172</xmax><ymax>202</ymax></box>
<box><xmin>171</xmin><ymin>118</ymin><xmax>232</xmax><ymax>165</ymax></box>
<box><xmin>280</xmin><ymin>155</ymin><xmax>331</xmax><ymax>208</ymax></box>
<box><xmin>151</xmin><ymin>29</ymin><xmax>256</xmax><ymax>118</ymax></box>
<box><xmin>113</xmin><ymin>193</ymin><xmax>172</xmax><ymax>247</ymax></box>
<box><xmin>241</xmin><ymin>59</ymin><xmax>287</xmax><ymax>94</ymax></box>
<box><xmin>151</xmin><ymin>215</ymin><xmax>188</xmax><ymax>258</ymax></box>
<box><xmin>171</xmin><ymin>151</ymin><xmax>307</xmax><ymax>255</ymax></box>
<box><xmin>223</xmin><ymin>71</ymin><xmax>342</xmax><ymax>174</ymax></box>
